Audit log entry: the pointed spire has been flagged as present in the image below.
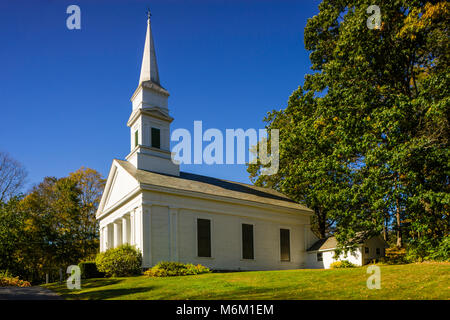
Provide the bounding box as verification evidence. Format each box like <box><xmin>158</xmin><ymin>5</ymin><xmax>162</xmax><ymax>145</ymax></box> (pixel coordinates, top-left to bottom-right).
<box><xmin>139</xmin><ymin>12</ymin><xmax>160</xmax><ymax>85</ymax></box>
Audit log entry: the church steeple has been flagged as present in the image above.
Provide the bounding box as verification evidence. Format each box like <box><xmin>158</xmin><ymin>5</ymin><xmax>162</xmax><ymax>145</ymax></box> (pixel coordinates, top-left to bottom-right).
<box><xmin>139</xmin><ymin>12</ymin><xmax>160</xmax><ymax>85</ymax></box>
<box><xmin>126</xmin><ymin>13</ymin><xmax>179</xmax><ymax>176</ymax></box>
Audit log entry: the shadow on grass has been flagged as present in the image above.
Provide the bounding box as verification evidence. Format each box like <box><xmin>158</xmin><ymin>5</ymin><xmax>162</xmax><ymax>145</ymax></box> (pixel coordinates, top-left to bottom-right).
<box><xmin>68</xmin><ymin>286</ymin><xmax>157</xmax><ymax>300</ymax></box>
<box><xmin>79</xmin><ymin>278</ymin><xmax>122</xmax><ymax>289</ymax></box>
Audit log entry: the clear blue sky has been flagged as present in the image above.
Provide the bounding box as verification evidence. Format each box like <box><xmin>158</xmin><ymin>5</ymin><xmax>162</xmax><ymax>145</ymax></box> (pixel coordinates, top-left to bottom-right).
<box><xmin>0</xmin><ymin>0</ymin><xmax>319</xmax><ymax>191</ymax></box>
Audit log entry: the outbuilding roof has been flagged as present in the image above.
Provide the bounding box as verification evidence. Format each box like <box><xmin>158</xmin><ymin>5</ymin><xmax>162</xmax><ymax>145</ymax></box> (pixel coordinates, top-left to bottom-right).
<box><xmin>307</xmin><ymin>237</ymin><xmax>339</xmax><ymax>252</ymax></box>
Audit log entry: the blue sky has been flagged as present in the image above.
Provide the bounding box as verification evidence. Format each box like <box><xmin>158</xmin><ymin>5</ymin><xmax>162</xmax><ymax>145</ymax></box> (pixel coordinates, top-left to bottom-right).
<box><xmin>0</xmin><ymin>0</ymin><xmax>319</xmax><ymax>190</ymax></box>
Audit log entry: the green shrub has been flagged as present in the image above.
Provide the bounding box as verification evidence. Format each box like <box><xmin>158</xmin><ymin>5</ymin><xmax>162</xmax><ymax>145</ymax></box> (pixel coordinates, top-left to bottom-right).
<box><xmin>95</xmin><ymin>244</ymin><xmax>142</xmax><ymax>277</ymax></box>
<box><xmin>433</xmin><ymin>236</ymin><xmax>450</xmax><ymax>261</ymax></box>
<box><xmin>144</xmin><ymin>261</ymin><xmax>211</xmax><ymax>277</ymax></box>
<box><xmin>385</xmin><ymin>247</ymin><xmax>408</xmax><ymax>264</ymax></box>
<box><xmin>0</xmin><ymin>270</ymin><xmax>31</xmax><ymax>287</ymax></box>
<box><xmin>405</xmin><ymin>236</ymin><xmax>450</xmax><ymax>262</ymax></box>
<box><xmin>78</xmin><ymin>261</ymin><xmax>105</xmax><ymax>279</ymax></box>
<box><xmin>330</xmin><ymin>260</ymin><xmax>357</xmax><ymax>269</ymax></box>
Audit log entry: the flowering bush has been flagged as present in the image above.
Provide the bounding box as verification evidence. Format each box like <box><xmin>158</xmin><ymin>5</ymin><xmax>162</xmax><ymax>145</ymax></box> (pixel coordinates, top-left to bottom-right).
<box><xmin>329</xmin><ymin>260</ymin><xmax>357</xmax><ymax>269</ymax></box>
<box><xmin>0</xmin><ymin>271</ymin><xmax>31</xmax><ymax>287</ymax></box>
<box><xmin>144</xmin><ymin>261</ymin><xmax>211</xmax><ymax>277</ymax></box>
<box><xmin>385</xmin><ymin>247</ymin><xmax>408</xmax><ymax>264</ymax></box>
<box><xmin>95</xmin><ymin>244</ymin><xmax>142</xmax><ymax>277</ymax></box>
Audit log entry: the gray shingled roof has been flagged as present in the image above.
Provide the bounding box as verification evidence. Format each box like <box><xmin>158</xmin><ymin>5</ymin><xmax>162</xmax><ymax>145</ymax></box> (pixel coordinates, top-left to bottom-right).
<box><xmin>307</xmin><ymin>237</ymin><xmax>339</xmax><ymax>252</ymax></box>
<box><xmin>307</xmin><ymin>233</ymin><xmax>373</xmax><ymax>252</ymax></box>
<box><xmin>115</xmin><ymin>159</ymin><xmax>313</xmax><ymax>213</ymax></box>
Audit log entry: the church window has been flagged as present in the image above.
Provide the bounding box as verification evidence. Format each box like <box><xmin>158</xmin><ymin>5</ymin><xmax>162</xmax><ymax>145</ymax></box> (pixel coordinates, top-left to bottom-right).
<box><xmin>151</xmin><ymin>127</ymin><xmax>161</xmax><ymax>149</ymax></box>
<box><xmin>197</xmin><ymin>218</ymin><xmax>211</xmax><ymax>257</ymax></box>
<box><xmin>134</xmin><ymin>130</ymin><xmax>139</xmax><ymax>147</ymax></box>
<box><xmin>280</xmin><ymin>229</ymin><xmax>290</xmax><ymax>261</ymax></box>
<box><xmin>242</xmin><ymin>224</ymin><xmax>254</xmax><ymax>260</ymax></box>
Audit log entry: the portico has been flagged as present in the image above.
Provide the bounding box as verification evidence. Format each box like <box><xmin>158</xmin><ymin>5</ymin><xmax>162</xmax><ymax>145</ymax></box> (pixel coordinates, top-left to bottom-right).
<box><xmin>101</xmin><ymin>212</ymin><xmax>133</xmax><ymax>251</ymax></box>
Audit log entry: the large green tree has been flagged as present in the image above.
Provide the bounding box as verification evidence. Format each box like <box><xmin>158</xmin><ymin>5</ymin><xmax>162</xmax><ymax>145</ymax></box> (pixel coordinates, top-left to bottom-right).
<box><xmin>248</xmin><ymin>0</ymin><xmax>449</xmax><ymax>253</ymax></box>
<box><xmin>0</xmin><ymin>167</ymin><xmax>105</xmax><ymax>282</ymax></box>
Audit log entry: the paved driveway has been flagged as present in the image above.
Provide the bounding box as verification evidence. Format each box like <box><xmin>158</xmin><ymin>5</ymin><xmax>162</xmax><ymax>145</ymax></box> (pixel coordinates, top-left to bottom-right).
<box><xmin>0</xmin><ymin>286</ymin><xmax>63</xmax><ymax>300</ymax></box>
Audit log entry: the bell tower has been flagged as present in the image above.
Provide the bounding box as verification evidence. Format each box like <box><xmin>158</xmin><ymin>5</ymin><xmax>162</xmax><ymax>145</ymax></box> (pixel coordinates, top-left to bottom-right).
<box><xmin>126</xmin><ymin>13</ymin><xmax>180</xmax><ymax>176</ymax></box>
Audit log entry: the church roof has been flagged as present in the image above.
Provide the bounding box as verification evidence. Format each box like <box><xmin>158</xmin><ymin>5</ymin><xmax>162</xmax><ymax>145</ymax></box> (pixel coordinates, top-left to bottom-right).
<box><xmin>115</xmin><ymin>159</ymin><xmax>313</xmax><ymax>214</ymax></box>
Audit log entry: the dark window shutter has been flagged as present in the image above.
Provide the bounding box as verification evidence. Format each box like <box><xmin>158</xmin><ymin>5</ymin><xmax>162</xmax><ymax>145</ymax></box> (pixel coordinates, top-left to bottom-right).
<box><xmin>280</xmin><ymin>229</ymin><xmax>290</xmax><ymax>261</ymax></box>
<box><xmin>242</xmin><ymin>224</ymin><xmax>254</xmax><ymax>259</ymax></box>
<box><xmin>151</xmin><ymin>128</ymin><xmax>161</xmax><ymax>149</ymax></box>
<box><xmin>197</xmin><ymin>219</ymin><xmax>211</xmax><ymax>257</ymax></box>
<box><xmin>134</xmin><ymin>130</ymin><xmax>139</xmax><ymax>147</ymax></box>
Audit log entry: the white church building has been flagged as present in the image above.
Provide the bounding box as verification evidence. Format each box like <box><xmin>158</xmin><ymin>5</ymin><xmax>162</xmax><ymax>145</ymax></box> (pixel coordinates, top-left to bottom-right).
<box><xmin>97</xmin><ymin>16</ymin><xmax>324</xmax><ymax>270</ymax></box>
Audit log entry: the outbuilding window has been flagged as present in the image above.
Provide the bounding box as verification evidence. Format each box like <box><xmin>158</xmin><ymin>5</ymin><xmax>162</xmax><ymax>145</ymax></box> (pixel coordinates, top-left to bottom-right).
<box><xmin>376</xmin><ymin>248</ymin><xmax>381</xmax><ymax>255</ymax></box>
<box><xmin>317</xmin><ymin>252</ymin><xmax>323</xmax><ymax>262</ymax></box>
<box><xmin>197</xmin><ymin>218</ymin><xmax>211</xmax><ymax>258</ymax></box>
<box><xmin>365</xmin><ymin>247</ymin><xmax>369</xmax><ymax>254</ymax></box>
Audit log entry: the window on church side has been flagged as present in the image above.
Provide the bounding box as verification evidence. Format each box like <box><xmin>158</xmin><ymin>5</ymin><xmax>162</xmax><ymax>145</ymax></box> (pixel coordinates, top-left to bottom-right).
<box><xmin>242</xmin><ymin>224</ymin><xmax>254</xmax><ymax>260</ymax></box>
<box><xmin>151</xmin><ymin>127</ymin><xmax>161</xmax><ymax>149</ymax></box>
<box><xmin>280</xmin><ymin>229</ymin><xmax>290</xmax><ymax>261</ymax></box>
<box><xmin>197</xmin><ymin>218</ymin><xmax>211</xmax><ymax>258</ymax></box>
<box><xmin>135</xmin><ymin>130</ymin><xmax>139</xmax><ymax>147</ymax></box>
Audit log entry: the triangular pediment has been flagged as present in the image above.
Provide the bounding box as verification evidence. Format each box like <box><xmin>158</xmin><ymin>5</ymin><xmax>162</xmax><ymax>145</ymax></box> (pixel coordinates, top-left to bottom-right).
<box><xmin>96</xmin><ymin>160</ymin><xmax>140</xmax><ymax>218</ymax></box>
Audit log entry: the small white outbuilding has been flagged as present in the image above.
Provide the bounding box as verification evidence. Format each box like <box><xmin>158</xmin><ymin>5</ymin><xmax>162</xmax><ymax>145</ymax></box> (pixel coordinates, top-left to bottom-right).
<box><xmin>306</xmin><ymin>235</ymin><xmax>388</xmax><ymax>269</ymax></box>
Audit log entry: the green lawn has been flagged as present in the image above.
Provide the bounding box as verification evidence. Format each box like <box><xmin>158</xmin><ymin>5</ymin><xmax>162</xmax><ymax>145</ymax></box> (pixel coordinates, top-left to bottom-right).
<box><xmin>42</xmin><ymin>262</ymin><xmax>449</xmax><ymax>300</ymax></box>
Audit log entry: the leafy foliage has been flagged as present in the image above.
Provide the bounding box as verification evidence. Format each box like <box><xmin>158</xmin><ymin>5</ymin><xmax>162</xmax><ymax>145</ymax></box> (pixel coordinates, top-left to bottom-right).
<box><xmin>0</xmin><ymin>270</ymin><xmax>31</xmax><ymax>287</ymax></box>
<box><xmin>248</xmin><ymin>0</ymin><xmax>449</xmax><ymax>255</ymax></box>
<box><xmin>385</xmin><ymin>247</ymin><xmax>408</xmax><ymax>264</ymax></box>
<box><xmin>95</xmin><ymin>244</ymin><xmax>142</xmax><ymax>277</ymax></box>
<box><xmin>144</xmin><ymin>261</ymin><xmax>211</xmax><ymax>277</ymax></box>
<box><xmin>78</xmin><ymin>261</ymin><xmax>105</xmax><ymax>279</ymax></box>
<box><xmin>329</xmin><ymin>260</ymin><xmax>357</xmax><ymax>269</ymax></box>
<box><xmin>0</xmin><ymin>167</ymin><xmax>105</xmax><ymax>283</ymax></box>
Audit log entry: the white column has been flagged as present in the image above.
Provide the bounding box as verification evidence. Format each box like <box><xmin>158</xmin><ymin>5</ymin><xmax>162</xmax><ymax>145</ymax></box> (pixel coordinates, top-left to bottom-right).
<box><xmin>107</xmin><ymin>224</ymin><xmax>113</xmax><ymax>249</ymax></box>
<box><xmin>122</xmin><ymin>216</ymin><xmax>129</xmax><ymax>244</ymax></box>
<box><xmin>99</xmin><ymin>227</ymin><xmax>104</xmax><ymax>252</ymax></box>
<box><xmin>101</xmin><ymin>227</ymin><xmax>106</xmax><ymax>252</ymax></box>
<box><xmin>130</xmin><ymin>210</ymin><xmax>135</xmax><ymax>246</ymax></box>
<box><xmin>126</xmin><ymin>215</ymin><xmax>131</xmax><ymax>244</ymax></box>
<box><xmin>114</xmin><ymin>221</ymin><xmax>122</xmax><ymax>248</ymax></box>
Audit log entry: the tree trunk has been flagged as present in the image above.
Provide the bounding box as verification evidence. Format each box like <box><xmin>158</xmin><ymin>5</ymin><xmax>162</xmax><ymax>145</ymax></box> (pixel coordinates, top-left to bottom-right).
<box><xmin>383</xmin><ymin>211</ymin><xmax>389</xmax><ymax>242</ymax></box>
<box><xmin>396</xmin><ymin>197</ymin><xmax>402</xmax><ymax>247</ymax></box>
<box><xmin>317</xmin><ymin>208</ymin><xmax>327</xmax><ymax>239</ymax></box>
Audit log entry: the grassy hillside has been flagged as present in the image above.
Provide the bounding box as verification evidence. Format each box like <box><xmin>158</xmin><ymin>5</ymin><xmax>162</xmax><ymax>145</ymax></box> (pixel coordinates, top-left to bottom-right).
<box><xmin>43</xmin><ymin>262</ymin><xmax>449</xmax><ymax>300</ymax></box>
